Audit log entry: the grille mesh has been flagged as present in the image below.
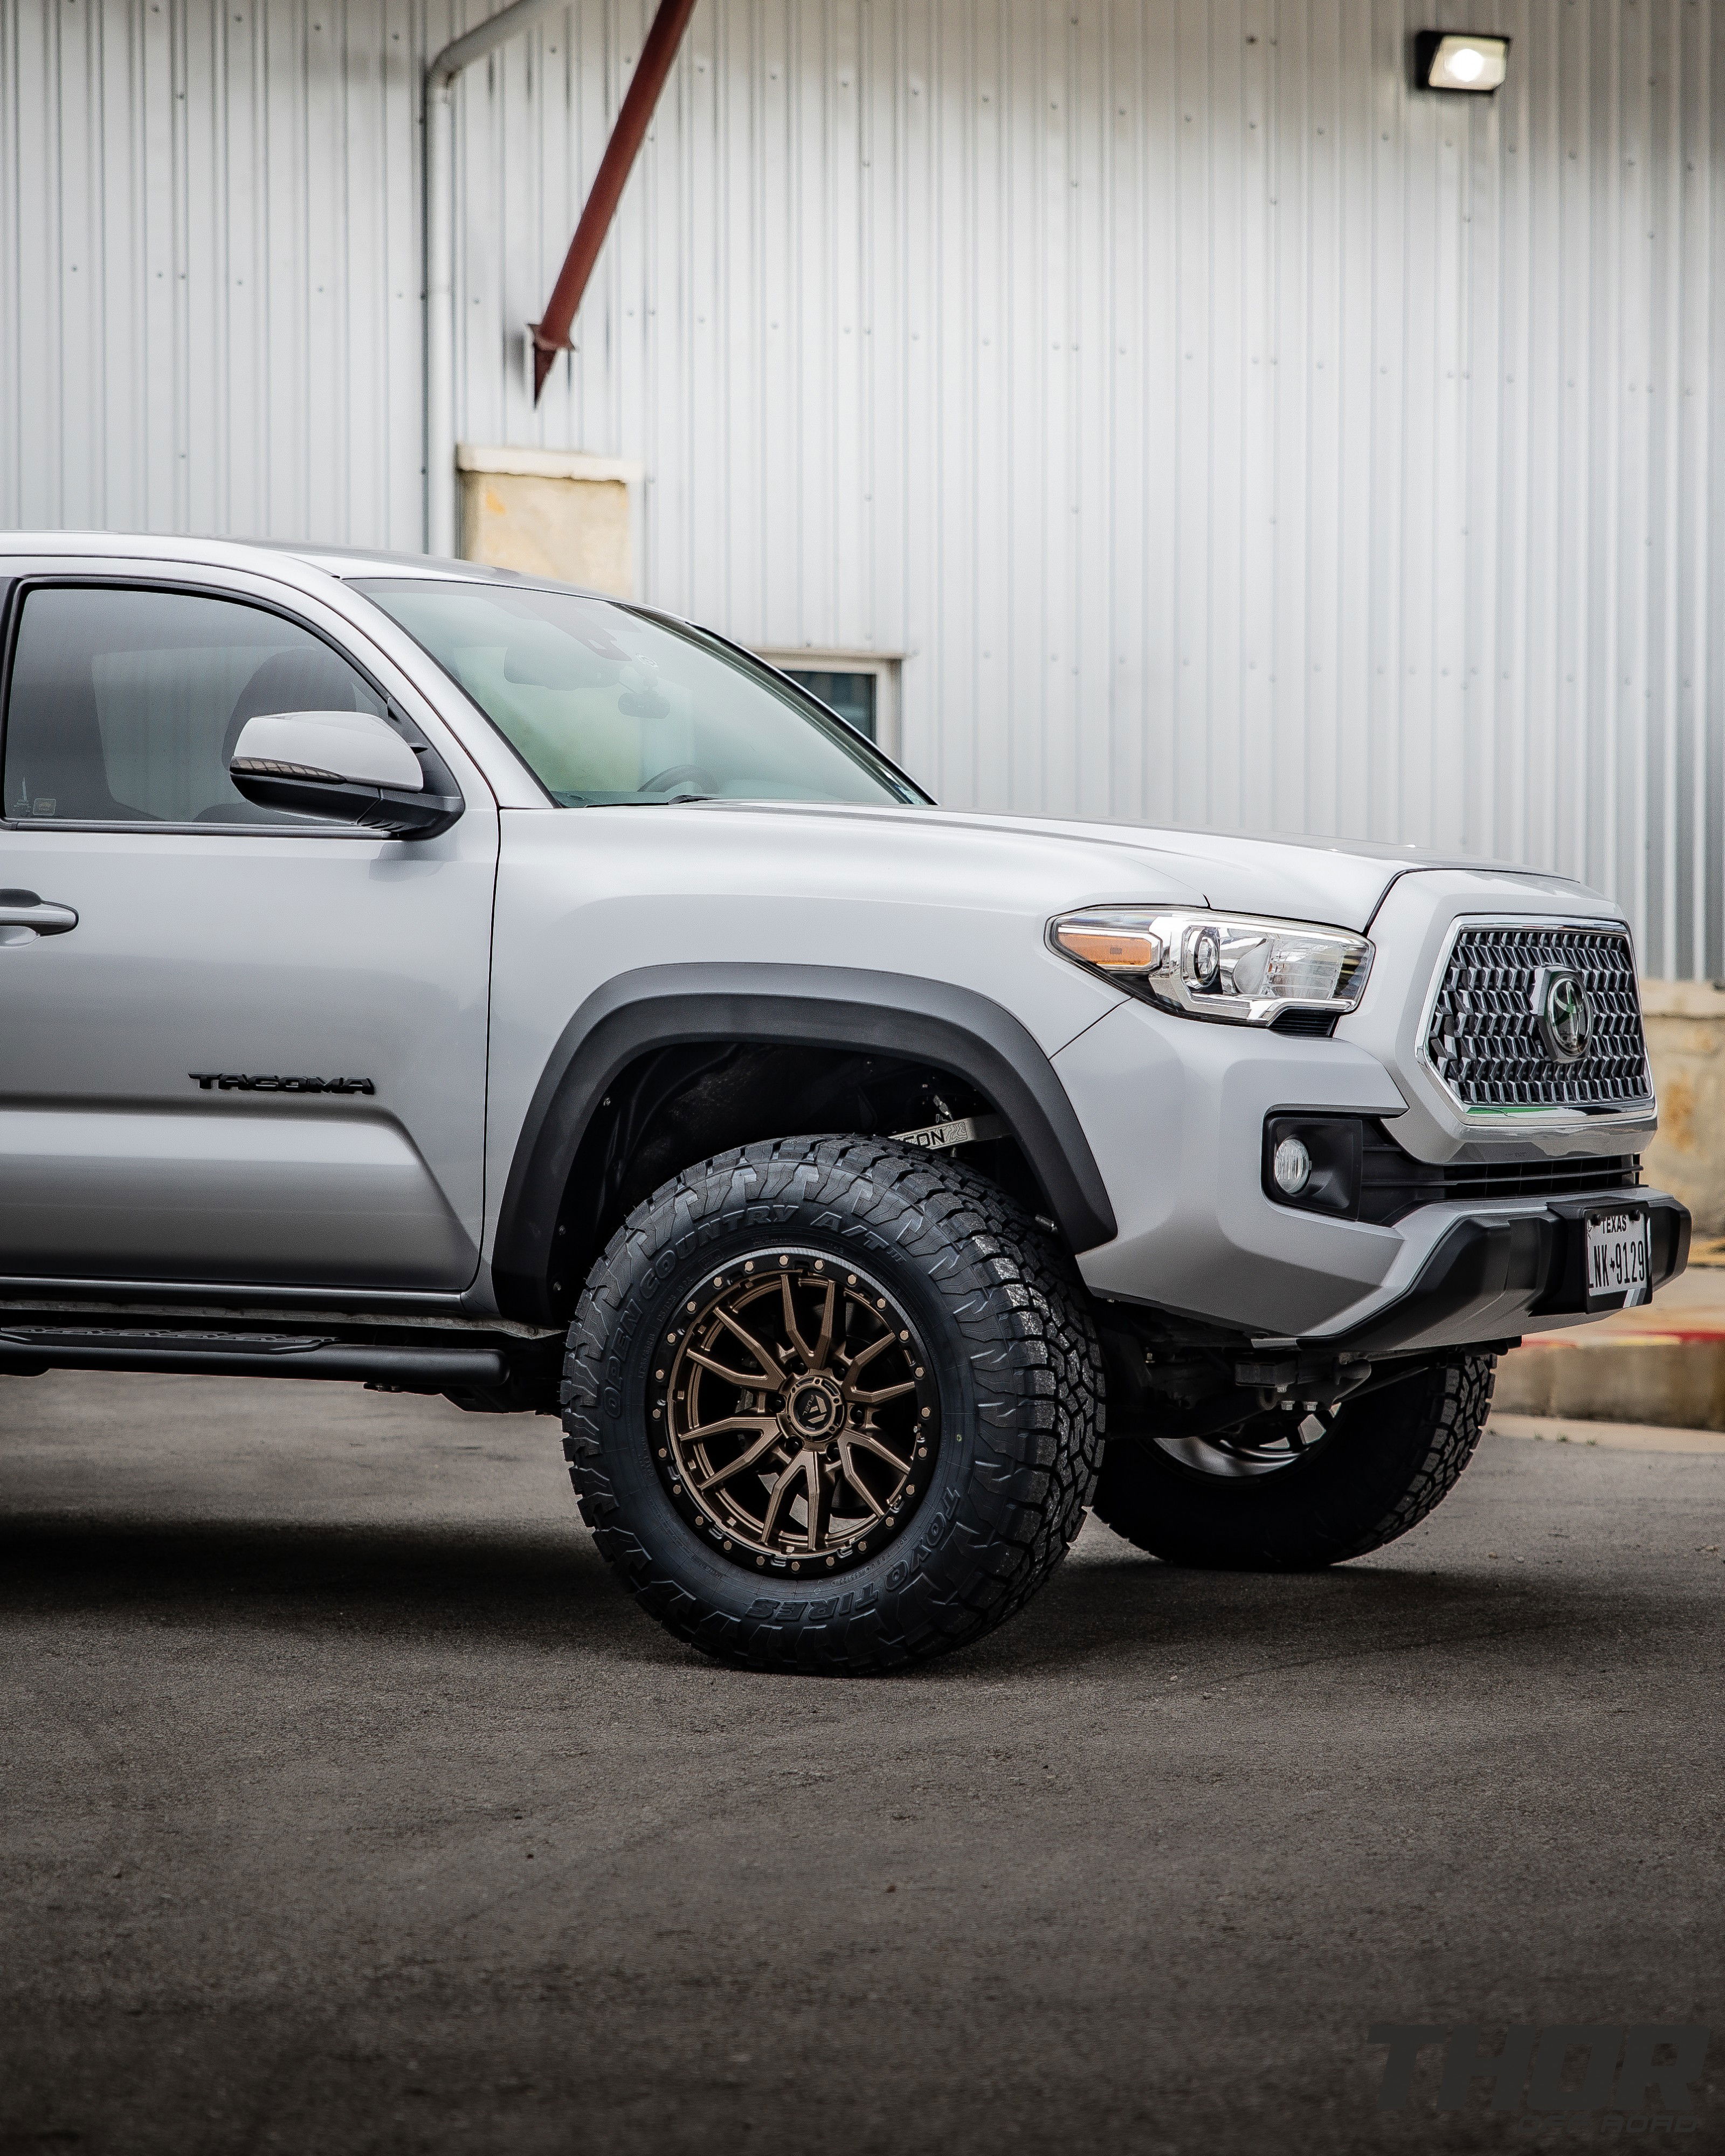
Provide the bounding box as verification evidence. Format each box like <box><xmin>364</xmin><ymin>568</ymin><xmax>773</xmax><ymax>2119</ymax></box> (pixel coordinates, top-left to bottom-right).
<box><xmin>1425</xmin><ymin>924</ymin><xmax>1651</xmax><ymax>1110</ymax></box>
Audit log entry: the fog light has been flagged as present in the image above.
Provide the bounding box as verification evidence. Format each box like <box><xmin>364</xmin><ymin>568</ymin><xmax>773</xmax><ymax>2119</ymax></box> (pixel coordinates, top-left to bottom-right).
<box><xmin>1417</xmin><ymin>30</ymin><xmax>1509</xmax><ymax>94</ymax></box>
<box><xmin>1264</xmin><ymin>1115</ymin><xmax>1364</xmax><ymax>1217</ymax></box>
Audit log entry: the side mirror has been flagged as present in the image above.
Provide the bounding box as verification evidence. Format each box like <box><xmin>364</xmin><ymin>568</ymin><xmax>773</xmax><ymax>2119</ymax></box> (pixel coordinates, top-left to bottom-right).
<box><xmin>229</xmin><ymin>710</ymin><xmax>463</xmax><ymax>838</ymax></box>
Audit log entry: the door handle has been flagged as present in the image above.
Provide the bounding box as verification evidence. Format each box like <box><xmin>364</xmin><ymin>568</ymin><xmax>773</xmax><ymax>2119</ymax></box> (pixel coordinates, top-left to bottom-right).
<box><xmin>0</xmin><ymin>889</ymin><xmax>79</xmax><ymax>943</ymax></box>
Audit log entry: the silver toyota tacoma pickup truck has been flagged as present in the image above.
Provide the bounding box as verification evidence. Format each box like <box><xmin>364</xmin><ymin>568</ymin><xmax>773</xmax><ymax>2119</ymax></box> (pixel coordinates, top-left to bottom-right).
<box><xmin>0</xmin><ymin>534</ymin><xmax>1687</xmax><ymax>1672</ymax></box>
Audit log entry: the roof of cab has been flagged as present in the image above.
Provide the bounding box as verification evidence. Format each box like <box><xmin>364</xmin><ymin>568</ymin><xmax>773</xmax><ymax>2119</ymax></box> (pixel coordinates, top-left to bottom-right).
<box><xmin>245</xmin><ymin>540</ymin><xmax>552</xmax><ymax>585</ymax></box>
<box><xmin>0</xmin><ymin>529</ymin><xmax>579</xmax><ymax>590</ymax></box>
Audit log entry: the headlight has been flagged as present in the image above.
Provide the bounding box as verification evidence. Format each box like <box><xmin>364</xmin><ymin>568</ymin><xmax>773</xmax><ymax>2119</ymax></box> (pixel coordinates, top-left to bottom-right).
<box><xmin>1049</xmin><ymin>907</ymin><xmax>1374</xmax><ymax>1027</ymax></box>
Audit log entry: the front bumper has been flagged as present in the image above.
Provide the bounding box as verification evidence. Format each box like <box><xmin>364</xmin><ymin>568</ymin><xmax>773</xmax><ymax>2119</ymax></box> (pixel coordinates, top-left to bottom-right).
<box><xmin>1312</xmin><ymin>1191</ymin><xmax>1690</xmax><ymax>1358</ymax></box>
<box><xmin>1053</xmin><ymin>996</ymin><xmax>1686</xmax><ymax>1345</ymax></box>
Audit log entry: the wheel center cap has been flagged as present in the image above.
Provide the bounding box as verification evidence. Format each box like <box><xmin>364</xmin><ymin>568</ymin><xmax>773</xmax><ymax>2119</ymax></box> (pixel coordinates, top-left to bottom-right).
<box><xmin>785</xmin><ymin>1376</ymin><xmax>843</xmax><ymax>1439</ymax></box>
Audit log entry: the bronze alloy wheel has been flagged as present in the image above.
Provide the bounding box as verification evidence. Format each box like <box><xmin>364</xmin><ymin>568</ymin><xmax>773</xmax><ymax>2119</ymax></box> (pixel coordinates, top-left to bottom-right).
<box><xmin>563</xmin><ymin>1137</ymin><xmax>1106</xmax><ymax>1671</ymax></box>
<box><xmin>653</xmin><ymin>1250</ymin><xmax>939</xmax><ymax>1575</ymax></box>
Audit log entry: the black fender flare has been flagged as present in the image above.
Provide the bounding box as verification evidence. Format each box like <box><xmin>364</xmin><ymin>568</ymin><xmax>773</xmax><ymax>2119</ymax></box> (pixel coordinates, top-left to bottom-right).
<box><xmin>490</xmin><ymin>963</ymin><xmax>1119</xmax><ymax>1323</ymax></box>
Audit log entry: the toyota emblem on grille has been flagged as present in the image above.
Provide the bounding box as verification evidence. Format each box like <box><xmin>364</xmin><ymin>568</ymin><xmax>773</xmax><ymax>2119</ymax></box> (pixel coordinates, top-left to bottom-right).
<box><xmin>1533</xmin><ymin>967</ymin><xmax>1594</xmax><ymax>1063</ymax></box>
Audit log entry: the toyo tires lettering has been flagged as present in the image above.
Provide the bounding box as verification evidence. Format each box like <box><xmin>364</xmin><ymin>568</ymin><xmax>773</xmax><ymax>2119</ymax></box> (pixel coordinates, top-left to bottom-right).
<box><xmin>747</xmin><ymin>1586</ymin><xmax>880</xmax><ymax>1623</ymax></box>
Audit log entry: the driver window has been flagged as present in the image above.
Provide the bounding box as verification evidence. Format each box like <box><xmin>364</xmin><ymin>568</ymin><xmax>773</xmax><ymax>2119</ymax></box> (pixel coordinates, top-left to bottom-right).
<box><xmin>2</xmin><ymin>584</ymin><xmax>385</xmax><ymax>825</ymax></box>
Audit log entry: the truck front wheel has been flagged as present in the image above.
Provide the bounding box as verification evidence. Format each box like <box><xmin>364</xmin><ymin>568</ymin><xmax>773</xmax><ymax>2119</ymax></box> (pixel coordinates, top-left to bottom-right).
<box><xmin>561</xmin><ymin>1137</ymin><xmax>1104</xmax><ymax>1674</ymax></box>
<box><xmin>1091</xmin><ymin>1354</ymin><xmax>1495</xmax><ymax>1570</ymax></box>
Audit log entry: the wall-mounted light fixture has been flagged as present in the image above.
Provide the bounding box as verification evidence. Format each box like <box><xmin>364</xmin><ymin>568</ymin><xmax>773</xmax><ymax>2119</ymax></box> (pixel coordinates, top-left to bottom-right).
<box><xmin>1415</xmin><ymin>30</ymin><xmax>1510</xmax><ymax>93</ymax></box>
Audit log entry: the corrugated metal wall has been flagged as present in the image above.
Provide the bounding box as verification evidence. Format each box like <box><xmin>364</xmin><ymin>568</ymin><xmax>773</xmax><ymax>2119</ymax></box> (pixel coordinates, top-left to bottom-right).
<box><xmin>3</xmin><ymin>0</ymin><xmax>1723</xmax><ymax>971</ymax></box>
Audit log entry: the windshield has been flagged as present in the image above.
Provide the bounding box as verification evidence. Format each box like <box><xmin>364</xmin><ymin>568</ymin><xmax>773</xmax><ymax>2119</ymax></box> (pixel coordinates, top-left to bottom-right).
<box><xmin>354</xmin><ymin>579</ymin><xmax>925</xmax><ymax>809</ymax></box>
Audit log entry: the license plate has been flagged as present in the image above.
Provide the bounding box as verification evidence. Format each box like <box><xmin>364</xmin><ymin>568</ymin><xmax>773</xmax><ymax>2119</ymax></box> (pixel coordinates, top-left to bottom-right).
<box><xmin>1585</xmin><ymin>1208</ymin><xmax>1651</xmax><ymax>1309</ymax></box>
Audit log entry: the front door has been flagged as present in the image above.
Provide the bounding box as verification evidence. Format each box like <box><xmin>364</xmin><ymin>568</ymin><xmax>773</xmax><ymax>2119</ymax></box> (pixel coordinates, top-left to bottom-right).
<box><xmin>0</xmin><ymin>573</ymin><xmax>495</xmax><ymax>1292</ymax></box>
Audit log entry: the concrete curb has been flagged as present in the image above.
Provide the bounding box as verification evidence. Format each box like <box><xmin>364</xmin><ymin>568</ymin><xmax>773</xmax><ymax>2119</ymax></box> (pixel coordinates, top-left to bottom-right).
<box><xmin>1490</xmin><ymin>1410</ymin><xmax>1725</xmax><ymax>1454</ymax></box>
<box><xmin>1494</xmin><ymin>1329</ymin><xmax>1725</xmax><ymax>1431</ymax></box>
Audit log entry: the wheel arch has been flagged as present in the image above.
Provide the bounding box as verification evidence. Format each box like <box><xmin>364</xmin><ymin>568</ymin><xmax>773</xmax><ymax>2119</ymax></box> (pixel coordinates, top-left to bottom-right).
<box><xmin>489</xmin><ymin>963</ymin><xmax>1118</xmax><ymax>1325</ymax></box>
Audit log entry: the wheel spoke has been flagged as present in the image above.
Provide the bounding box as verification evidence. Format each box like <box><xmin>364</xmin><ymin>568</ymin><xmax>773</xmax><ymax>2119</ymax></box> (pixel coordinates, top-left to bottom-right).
<box><xmin>760</xmin><ymin>1448</ymin><xmax>810</xmax><ymax>1545</ymax></box>
<box><xmin>846</xmin><ymin>1377</ymin><xmax>916</xmax><ymax>1406</ymax></box>
<box><xmin>809</xmin><ymin>1276</ymin><xmax>837</xmax><ymax>1369</ymax></box>
<box><xmin>1293</xmin><ymin>1407</ymin><xmax>1334</xmax><ymax>1453</ymax></box>
<box><xmin>844</xmin><ymin>1431</ymin><xmax>910</xmax><ymax>1471</ymax></box>
<box><xmin>802</xmin><ymin>1453</ymin><xmax>831</xmax><ymax>1551</ymax></box>
<box><xmin>703</xmin><ymin>1302</ymin><xmax>785</xmax><ymax>1388</ymax></box>
<box><xmin>776</xmin><ymin>1276</ymin><xmax>819</xmax><ymax>1363</ymax></box>
<box><xmin>687</xmin><ymin>1421</ymin><xmax>784</xmax><ymax>1491</ymax></box>
<box><xmin>686</xmin><ymin>1412</ymin><xmax>779</xmax><ymax>1443</ymax></box>
<box><xmin>841</xmin><ymin>1330</ymin><xmax>894</xmax><ymax>1382</ymax></box>
<box><xmin>836</xmin><ymin>1442</ymin><xmax>889</xmax><ymax>1518</ymax></box>
<box><xmin>686</xmin><ymin>1345</ymin><xmax>789</xmax><ymax>1397</ymax></box>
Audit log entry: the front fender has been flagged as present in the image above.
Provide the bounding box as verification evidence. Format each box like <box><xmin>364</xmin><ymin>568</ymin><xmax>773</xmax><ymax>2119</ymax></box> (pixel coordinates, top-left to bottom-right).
<box><xmin>489</xmin><ymin>963</ymin><xmax>1119</xmax><ymax>1324</ymax></box>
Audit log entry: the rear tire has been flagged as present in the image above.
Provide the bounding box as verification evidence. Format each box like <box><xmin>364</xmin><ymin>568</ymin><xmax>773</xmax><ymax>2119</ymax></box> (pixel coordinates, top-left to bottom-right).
<box><xmin>561</xmin><ymin>1137</ymin><xmax>1105</xmax><ymax>1674</ymax></box>
<box><xmin>1092</xmin><ymin>1354</ymin><xmax>1494</xmax><ymax>1570</ymax></box>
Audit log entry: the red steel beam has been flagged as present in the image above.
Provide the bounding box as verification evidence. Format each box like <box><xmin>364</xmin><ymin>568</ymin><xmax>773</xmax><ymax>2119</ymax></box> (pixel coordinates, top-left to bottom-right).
<box><xmin>529</xmin><ymin>0</ymin><xmax>700</xmax><ymax>402</ymax></box>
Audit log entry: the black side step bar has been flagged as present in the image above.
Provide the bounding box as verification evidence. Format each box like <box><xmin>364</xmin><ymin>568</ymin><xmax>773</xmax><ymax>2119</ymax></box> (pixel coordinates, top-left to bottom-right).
<box><xmin>0</xmin><ymin>1326</ymin><xmax>506</xmax><ymax>1387</ymax></box>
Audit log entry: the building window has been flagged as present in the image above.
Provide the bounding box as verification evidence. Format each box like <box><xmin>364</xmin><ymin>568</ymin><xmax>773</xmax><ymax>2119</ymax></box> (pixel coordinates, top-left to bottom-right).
<box><xmin>785</xmin><ymin>669</ymin><xmax>877</xmax><ymax>741</ymax></box>
<box><xmin>755</xmin><ymin>652</ymin><xmax>901</xmax><ymax>757</ymax></box>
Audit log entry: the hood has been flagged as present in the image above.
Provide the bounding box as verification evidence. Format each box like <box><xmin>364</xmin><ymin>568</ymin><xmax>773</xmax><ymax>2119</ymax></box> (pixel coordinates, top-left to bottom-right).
<box><xmin>673</xmin><ymin>799</ymin><xmax>1548</xmax><ymax>933</ymax></box>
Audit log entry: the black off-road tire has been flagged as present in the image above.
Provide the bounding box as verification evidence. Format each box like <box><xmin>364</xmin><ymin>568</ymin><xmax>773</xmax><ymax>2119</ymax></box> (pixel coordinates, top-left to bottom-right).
<box><xmin>561</xmin><ymin>1137</ymin><xmax>1105</xmax><ymax>1674</ymax></box>
<box><xmin>1092</xmin><ymin>1354</ymin><xmax>1495</xmax><ymax>1570</ymax></box>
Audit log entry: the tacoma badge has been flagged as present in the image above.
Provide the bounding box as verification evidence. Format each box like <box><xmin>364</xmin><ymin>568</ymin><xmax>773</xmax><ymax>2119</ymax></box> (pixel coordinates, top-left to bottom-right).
<box><xmin>188</xmin><ymin>1073</ymin><xmax>376</xmax><ymax>1094</ymax></box>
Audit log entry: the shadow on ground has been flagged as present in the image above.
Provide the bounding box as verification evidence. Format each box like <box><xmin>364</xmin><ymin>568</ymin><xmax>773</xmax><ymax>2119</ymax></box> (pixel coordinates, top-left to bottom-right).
<box><xmin>0</xmin><ymin>1498</ymin><xmax>1627</xmax><ymax>1676</ymax></box>
<box><xmin>2</xmin><ymin>1371</ymin><xmax>1721</xmax><ymax>2156</ymax></box>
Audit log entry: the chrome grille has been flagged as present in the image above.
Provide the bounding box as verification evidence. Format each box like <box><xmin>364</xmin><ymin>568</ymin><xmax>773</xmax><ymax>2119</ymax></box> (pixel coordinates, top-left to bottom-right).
<box><xmin>1424</xmin><ymin>923</ymin><xmax>1651</xmax><ymax>1111</ymax></box>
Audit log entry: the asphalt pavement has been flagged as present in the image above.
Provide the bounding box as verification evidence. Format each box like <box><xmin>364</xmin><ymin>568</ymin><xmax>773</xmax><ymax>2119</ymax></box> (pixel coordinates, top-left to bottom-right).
<box><xmin>3</xmin><ymin>1369</ymin><xmax>1722</xmax><ymax>2155</ymax></box>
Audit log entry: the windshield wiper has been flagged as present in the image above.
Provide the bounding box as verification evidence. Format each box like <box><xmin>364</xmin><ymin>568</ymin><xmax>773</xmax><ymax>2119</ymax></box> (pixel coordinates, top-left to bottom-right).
<box><xmin>604</xmin><ymin>792</ymin><xmax>720</xmax><ymax>807</ymax></box>
<box><xmin>555</xmin><ymin>791</ymin><xmax>722</xmax><ymax>808</ymax></box>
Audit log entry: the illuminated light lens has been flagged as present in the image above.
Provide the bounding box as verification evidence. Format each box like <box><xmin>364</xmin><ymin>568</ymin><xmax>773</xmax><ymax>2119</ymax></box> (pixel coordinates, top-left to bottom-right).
<box><xmin>1189</xmin><ymin>927</ymin><xmax>1223</xmax><ymax>987</ymax></box>
<box><xmin>1054</xmin><ymin>921</ymin><xmax>1164</xmax><ymax>972</ymax></box>
<box><xmin>1423</xmin><ymin>31</ymin><xmax>1509</xmax><ymax>92</ymax></box>
<box><xmin>1272</xmin><ymin>1136</ymin><xmax>1313</xmax><ymax>1196</ymax></box>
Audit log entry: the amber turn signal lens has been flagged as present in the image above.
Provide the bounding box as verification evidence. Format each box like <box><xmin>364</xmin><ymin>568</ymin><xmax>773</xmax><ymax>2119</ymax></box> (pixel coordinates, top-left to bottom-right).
<box><xmin>1054</xmin><ymin>922</ymin><xmax>1163</xmax><ymax>972</ymax></box>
